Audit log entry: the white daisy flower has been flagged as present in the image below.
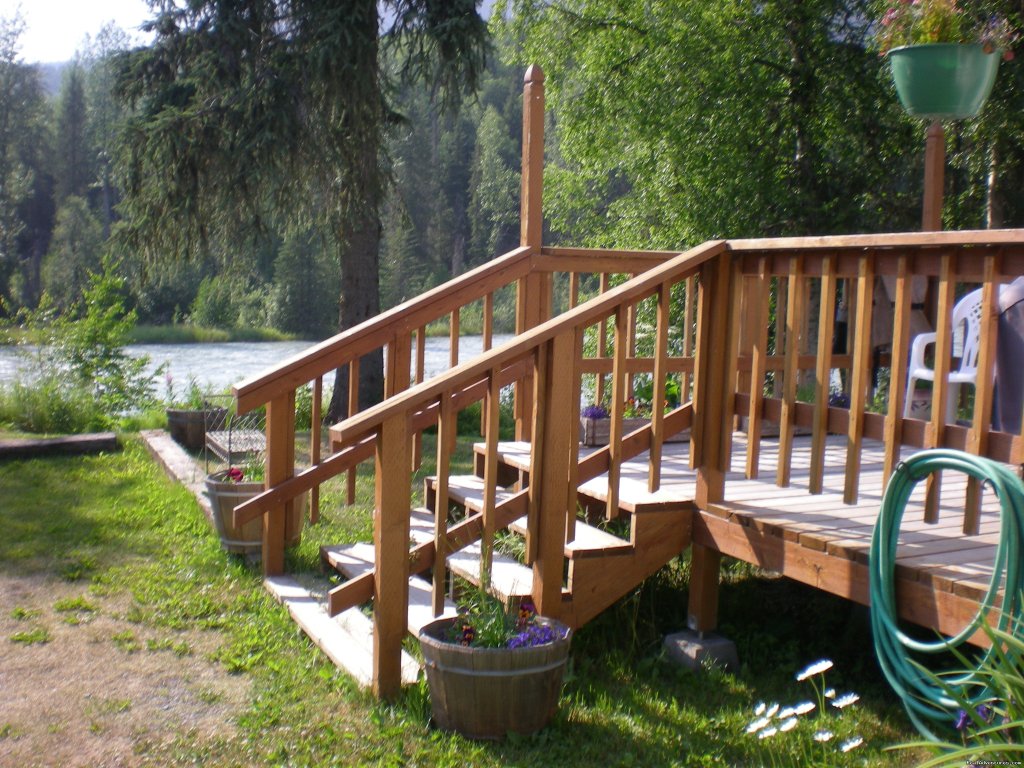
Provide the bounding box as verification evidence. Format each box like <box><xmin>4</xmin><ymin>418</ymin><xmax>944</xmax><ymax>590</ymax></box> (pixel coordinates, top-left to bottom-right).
<box><xmin>746</xmin><ymin>717</ymin><xmax>770</xmax><ymax>734</ymax></box>
<box><xmin>796</xmin><ymin>659</ymin><xmax>834</xmax><ymax>681</ymax></box>
<box><xmin>758</xmin><ymin>726</ymin><xmax>778</xmax><ymax>740</ymax></box>
<box><xmin>764</xmin><ymin>702</ymin><xmax>780</xmax><ymax>718</ymax></box>
<box><xmin>793</xmin><ymin>701</ymin><xmax>816</xmax><ymax>716</ymax></box>
<box><xmin>779</xmin><ymin>717</ymin><xmax>798</xmax><ymax>733</ymax></box>
<box><xmin>824</xmin><ymin>688</ymin><xmax>836</xmax><ymax>699</ymax></box>
<box><xmin>831</xmin><ymin>692</ymin><xmax>860</xmax><ymax>710</ymax></box>
<box><xmin>840</xmin><ymin>736</ymin><xmax>864</xmax><ymax>753</ymax></box>
<box><xmin>754</xmin><ymin>701</ymin><xmax>766</xmax><ymax>716</ymax></box>
<box><xmin>777</xmin><ymin>706</ymin><xmax>796</xmax><ymax>719</ymax></box>
<box><xmin>813</xmin><ymin>729</ymin><xmax>834</xmax><ymax>743</ymax></box>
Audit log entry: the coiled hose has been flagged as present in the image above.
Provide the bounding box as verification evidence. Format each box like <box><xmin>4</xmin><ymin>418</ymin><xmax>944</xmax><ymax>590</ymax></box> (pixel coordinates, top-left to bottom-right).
<box><xmin>870</xmin><ymin>448</ymin><xmax>1024</xmax><ymax>739</ymax></box>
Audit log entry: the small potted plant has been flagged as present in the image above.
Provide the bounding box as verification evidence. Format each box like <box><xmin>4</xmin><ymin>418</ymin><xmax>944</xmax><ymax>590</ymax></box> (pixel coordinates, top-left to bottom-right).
<box><xmin>204</xmin><ymin>461</ymin><xmax>306</xmax><ymax>554</ymax></box>
<box><xmin>418</xmin><ymin>591</ymin><xmax>572</xmax><ymax>739</ymax></box>
<box><xmin>876</xmin><ymin>0</ymin><xmax>1017</xmax><ymax>120</ymax></box>
<box><xmin>164</xmin><ymin>374</ymin><xmax>227</xmax><ymax>451</ymax></box>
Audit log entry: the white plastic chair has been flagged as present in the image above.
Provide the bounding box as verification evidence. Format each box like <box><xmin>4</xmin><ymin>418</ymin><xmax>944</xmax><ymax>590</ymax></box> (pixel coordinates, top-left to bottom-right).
<box><xmin>903</xmin><ymin>288</ymin><xmax>983</xmax><ymax>422</ymax></box>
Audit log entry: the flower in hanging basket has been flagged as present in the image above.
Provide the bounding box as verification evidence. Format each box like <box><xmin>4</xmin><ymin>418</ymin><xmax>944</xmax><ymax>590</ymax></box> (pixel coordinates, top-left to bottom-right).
<box><xmin>875</xmin><ymin>0</ymin><xmax>1017</xmax><ymax>60</ymax></box>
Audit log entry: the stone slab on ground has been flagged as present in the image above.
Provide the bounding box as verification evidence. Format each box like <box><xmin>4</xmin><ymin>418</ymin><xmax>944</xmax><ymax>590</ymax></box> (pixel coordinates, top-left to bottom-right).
<box><xmin>663</xmin><ymin>629</ymin><xmax>739</xmax><ymax>674</ymax></box>
<box><xmin>141</xmin><ymin>428</ymin><xmax>213</xmax><ymax>524</ymax></box>
<box><xmin>0</xmin><ymin>432</ymin><xmax>118</xmax><ymax>460</ymax></box>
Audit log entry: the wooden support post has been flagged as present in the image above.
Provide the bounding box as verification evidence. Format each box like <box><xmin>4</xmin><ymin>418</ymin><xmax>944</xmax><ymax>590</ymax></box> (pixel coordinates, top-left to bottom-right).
<box><xmin>449</xmin><ymin>309</ymin><xmax>460</xmax><ymax>370</ymax></box>
<box><xmin>694</xmin><ymin>254</ymin><xmax>733</xmax><ymax>508</ymax></box>
<box><xmin>596</xmin><ymin>273</ymin><xmax>611</xmax><ymax>407</ymax></box>
<box><xmin>687</xmin><ymin>542</ymin><xmax>722</xmax><ymax>634</ymax></box>
<box><xmin>263</xmin><ymin>391</ymin><xmax>295</xmax><ymax>576</ymax></box>
<box><xmin>373</xmin><ymin>413</ymin><xmax>411</xmax><ymax>701</ymax></box>
<box><xmin>413</xmin><ymin>328</ymin><xmax>426</xmax><ymax>469</ymax></box>
<box><xmin>481</xmin><ymin>295</ymin><xmax>493</xmax><ymax>436</ymax></box>
<box><xmin>922</xmin><ymin>122</ymin><xmax>945</xmax><ymax>232</ymax></box>
<box><xmin>514</xmin><ymin>65</ymin><xmax>545</xmax><ymax>443</ymax></box>
<box><xmin>682</xmin><ymin>275</ymin><xmax>696</xmax><ymax>402</ymax></box>
<box><xmin>532</xmin><ymin>332</ymin><xmax>574</xmax><ymax>619</ymax></box>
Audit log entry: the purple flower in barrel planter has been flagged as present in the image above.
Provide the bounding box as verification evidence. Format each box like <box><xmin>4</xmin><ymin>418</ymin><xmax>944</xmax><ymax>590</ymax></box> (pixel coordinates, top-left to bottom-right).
<box><xmin>507</xmin><ymin>623</ymin><xmax>559</xmax><ymax>649</ymax></box>
<box><xmin>581</xmin><ymin>404</ymin><xmax>608</xmax><ymax>419</ymax></box>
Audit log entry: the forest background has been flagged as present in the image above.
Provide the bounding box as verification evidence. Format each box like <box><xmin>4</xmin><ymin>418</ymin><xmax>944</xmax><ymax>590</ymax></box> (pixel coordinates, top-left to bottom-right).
<box><xmin>1</xmin><ymin>0</ymin><xmax>1023</xmax><ymax>344</ymax></box>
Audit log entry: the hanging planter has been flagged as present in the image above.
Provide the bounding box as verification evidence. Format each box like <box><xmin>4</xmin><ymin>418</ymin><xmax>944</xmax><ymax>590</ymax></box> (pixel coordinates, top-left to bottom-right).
<box><xmin>888</xmin><ymin>43</ymin><xmax>1000</xmax><ymax>120</ymax></box>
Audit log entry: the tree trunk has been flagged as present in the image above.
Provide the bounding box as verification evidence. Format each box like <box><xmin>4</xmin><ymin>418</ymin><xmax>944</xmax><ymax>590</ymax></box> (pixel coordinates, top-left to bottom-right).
<box><xmin>986</xmin><ymin>141</ymin><xmax>1004</xmax><ymax>230</ymax></box>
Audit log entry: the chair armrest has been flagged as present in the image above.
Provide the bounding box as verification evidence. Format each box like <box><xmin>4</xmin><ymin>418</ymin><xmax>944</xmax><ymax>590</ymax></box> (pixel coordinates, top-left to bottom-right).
<box><xmin>908</xmin><ymin>331</ymin><xmax>937</xmax><ymax>372</ymax></box>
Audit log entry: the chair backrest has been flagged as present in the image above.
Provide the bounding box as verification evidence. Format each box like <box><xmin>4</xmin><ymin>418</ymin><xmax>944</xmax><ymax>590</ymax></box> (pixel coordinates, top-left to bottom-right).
<box><xmin>953</xmin><ymin>288</ymin><xmax>984</xmax><ymax>374</ymax></box>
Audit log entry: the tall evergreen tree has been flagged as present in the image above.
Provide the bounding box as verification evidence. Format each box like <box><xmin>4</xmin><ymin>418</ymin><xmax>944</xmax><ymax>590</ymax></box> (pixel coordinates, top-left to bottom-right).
<box><xmin>54</xmin><ymin>64</ymin><xmax>91</xmax><ymax>204</ymax></box>
<box><xmin>115</xmin><ymin>0</ymin><xmax>488</xmax><ymax>419</ymax></box>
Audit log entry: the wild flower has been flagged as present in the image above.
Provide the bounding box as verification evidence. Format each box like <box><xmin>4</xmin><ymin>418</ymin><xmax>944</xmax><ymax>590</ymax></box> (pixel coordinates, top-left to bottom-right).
<box><xmin>745</xmin><ymin>660</ymin><xmax>864</xmax><ymax>765</ymax></box>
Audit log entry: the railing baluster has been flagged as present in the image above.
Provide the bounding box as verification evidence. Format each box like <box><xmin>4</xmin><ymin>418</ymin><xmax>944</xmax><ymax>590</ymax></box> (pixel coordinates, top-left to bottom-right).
<box><xmin>965</xmin><ymin>255</ymin><xmax>1000</xmax><ymax>534</ymax></box>
<box><xmin>682</xmin><ymin>275</ymin><xmax>696</xmax><ymax>402</ymax></box>
<box><xmin>810</xmin><ymin>255</ymin><xmax>837</xmax><ymax>494</ymax></box>
<box><xmin>844</xmin><ymin>256</ymin><xmax>875</xmax><ymax>505</ymax></box>
<box><xmin>883</xmin><ymin>255</ymin><xmax>912</xmax><ymax>483</ymax></box>
<box><xmin>310</xmin><ymin>376</ymin><xmax>322</xmax><ymax>524</ymax></box>
<box><xmin>346</xmin><ymin>357</ymin><xmax>360</xmax><ymax>505</ymax></box>
<box><xmin>606</xmin><ymin>306</ymin><xmax>629</xmax><ymax>519</ymax></box>
<box><xmin>925</xmin><ymin>253</ymin><xmax>956</xmax><ymax>522</ymax></box>
<box><xmin>777</xmin><ymin>256</ymin><xmax>805</xmax><ymax>488</ymax></box>
<box><xmin>481</xmin><ymin>369</ymin><xmax>501</xmax><ymax>585</ymax></box>
<box><xmin>433</xmin><ymin>390</ymin><xmax>454</xmax><ymax>616</ymax></box>
<box><xmin>413</xmin><ymin>327</ymin><xmax>426</xmax><ymax>470</ymax></box>
<box><xmin>481</xmin><ymin>297</ymin><xmax>493</xmax><ymax>436</ymax></box>
<box><xmin>649</xmin><ymin>282</ymin><xmax>670</xmax><ymax>492</ymax></box>
<box><xmin>566</xmin><ymin>328</ymin><xmax>583</xmax><ymax>541</ymax></box>
<box><xmin>745</xmin><ymin>258</ymin><xmax>770</xmax><ymax>479</ymax></box>
<box><xmin>596</xmin><ymin>273</ymin><xmax>610</xmax><ymax>407</ymax></box>
<box><xmin>449</xmin><ymin>309</ymin><xmax>460</xmax><ymax>370</ymax></box>
<box><xmin>626</xmin><ymin>301</ymin><xmax>637</xmax><ymax>400</ymax></box>
<box><xmin>569</xmin><ymin>272</ymin><xmax>580</xmax><ymax>309</ymax></box>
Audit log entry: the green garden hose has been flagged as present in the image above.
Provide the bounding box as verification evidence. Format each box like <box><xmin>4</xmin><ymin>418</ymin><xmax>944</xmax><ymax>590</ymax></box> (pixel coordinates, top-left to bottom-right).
<box><xmin>870</xmin><ymin>448</ymin><xmax>1024</xmax><ymax>739</ymax></box>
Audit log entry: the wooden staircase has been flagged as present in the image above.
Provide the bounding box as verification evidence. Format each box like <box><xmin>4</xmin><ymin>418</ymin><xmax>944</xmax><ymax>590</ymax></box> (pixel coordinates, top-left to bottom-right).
<box><xmin>317</xmin><ymin>441</ymin><xmax>692</xmax><ymax>653</ymax></box>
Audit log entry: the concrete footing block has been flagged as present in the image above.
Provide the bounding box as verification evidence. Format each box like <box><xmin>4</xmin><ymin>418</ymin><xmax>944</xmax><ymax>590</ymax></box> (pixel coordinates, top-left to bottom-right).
<box><xmin>663</xmin><ymin>629</ymin><xmax>739</xmax><ymax>674</ymax></box>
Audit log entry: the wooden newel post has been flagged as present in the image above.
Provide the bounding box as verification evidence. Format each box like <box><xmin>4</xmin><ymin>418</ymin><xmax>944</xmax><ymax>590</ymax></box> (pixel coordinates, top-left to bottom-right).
<box><xmin>922</xmin><ymin>121</ymin><xmax>945</xmax><ymax>231</ymax></box>
<box><xmin>515</xmin><ymin>65</ymin><xmax>546</xmax><ymax>441</ymax></box>
<box><xmin>263</xmin><ymin>392</ymin><xmax>296</xmax><ymax>576</ymax></box>
<box><xmin>373</xmin><ymin>413</ymin><xmax>411</xmax><ymax>700</ymax></box>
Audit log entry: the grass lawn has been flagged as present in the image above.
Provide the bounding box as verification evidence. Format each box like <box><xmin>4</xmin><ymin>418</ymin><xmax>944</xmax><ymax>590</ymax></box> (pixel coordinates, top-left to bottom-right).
<box><xmin>0</xmin><ymin>435</ymin><xmax>933</xmax><ymax>766</ymax></box>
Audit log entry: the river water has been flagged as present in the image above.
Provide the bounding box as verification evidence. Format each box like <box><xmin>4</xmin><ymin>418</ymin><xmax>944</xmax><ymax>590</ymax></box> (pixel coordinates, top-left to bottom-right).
<box><xmin>0</xmin><ymin>335</ymin><xmax>514</xmax><ymax>395</ymax></box>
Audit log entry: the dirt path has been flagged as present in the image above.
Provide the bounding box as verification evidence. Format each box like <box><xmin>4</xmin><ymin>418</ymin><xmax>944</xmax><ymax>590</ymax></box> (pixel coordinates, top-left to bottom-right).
<box><xmin>0</xmin><ymin>574</ymin><xmax>249</xmax><ymax>768</ymax></box>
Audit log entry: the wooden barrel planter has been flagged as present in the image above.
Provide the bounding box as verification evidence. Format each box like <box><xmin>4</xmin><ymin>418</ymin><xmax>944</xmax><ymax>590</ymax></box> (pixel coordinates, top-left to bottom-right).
<box><xmin>204</xmin><ymin>470</ymin><xmax>305</xmax><ymax>554</ymax></box>
<box><xmin>418</xmin><ymin>616</ymin><xmax>572</xmax><ymax>739</ymax></box>
<box><xmin>166</xmin><ymin>407</ymin><xmax>227</xmax><ymax>452</ymax></box>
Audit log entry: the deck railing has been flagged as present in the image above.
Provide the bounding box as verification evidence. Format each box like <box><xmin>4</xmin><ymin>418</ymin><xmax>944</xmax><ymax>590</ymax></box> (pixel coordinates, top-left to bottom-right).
<box><xmin>227</xmin><ymin>64</ymin><xmax>1024</xmax><ymax>699</ymax></box>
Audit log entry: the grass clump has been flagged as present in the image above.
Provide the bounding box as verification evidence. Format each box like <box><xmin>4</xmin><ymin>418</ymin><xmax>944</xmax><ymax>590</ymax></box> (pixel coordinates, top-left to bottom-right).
<box><xmin>10</xmin><ymin>628</ymin><xmax>50</xmax><ymax>645</ymax></box>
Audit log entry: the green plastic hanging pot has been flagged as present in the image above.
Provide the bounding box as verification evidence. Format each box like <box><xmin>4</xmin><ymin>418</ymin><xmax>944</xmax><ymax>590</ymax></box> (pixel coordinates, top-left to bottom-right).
<box><xmin>888</xmin><ymin>43</ymin><xmax>1000</xmax><ymax>120</ymax></box>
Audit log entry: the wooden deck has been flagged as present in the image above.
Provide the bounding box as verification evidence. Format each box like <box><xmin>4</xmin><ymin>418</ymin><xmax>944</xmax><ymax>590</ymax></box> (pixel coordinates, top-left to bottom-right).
<box><xmin>484</xmin><ymin>432</ymin><xmax>1002</xmax><ymax>641</ymax></box>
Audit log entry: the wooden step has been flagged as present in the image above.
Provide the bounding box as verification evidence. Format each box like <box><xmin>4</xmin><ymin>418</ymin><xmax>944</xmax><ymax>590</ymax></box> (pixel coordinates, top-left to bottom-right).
<box><xmin>508</xmin><ymin>515</ymin><xmax>633</xmax><ymax>558</ymax></box>
<box><xmin>446</xmin><ymin>541</ymin><xmax>534</xmax><ymax>601</ymax></box>
<box><xmin>430</xmin><ymin>474</ymin><xmax>517</xmax><ymax>514</ymax></box>
<box><xmin>321</xmin><ymin>542</ymin><xmax>458</xmax><ymax>635</ymax></box>
<box><xmin>264</xmin><ymin>575</ymin><xmax>420</xmax><ymax>688</ymax></box>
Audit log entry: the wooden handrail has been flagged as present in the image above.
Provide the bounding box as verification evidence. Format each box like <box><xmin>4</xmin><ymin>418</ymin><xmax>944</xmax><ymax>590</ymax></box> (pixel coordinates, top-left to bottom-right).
<box><xmin>331</xmin><ymin>240</ymin><xmax>727</xmax><ymax>443</ymax></box>
<box><xmin>233</xmin><ymin>244</ymin><xmax>534</xmax><ymax>413</ymax></box>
